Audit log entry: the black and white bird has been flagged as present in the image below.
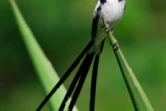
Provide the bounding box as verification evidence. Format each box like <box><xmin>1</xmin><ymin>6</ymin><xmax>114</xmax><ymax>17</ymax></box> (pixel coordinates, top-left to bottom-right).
<box><xmin>37</xmin><ymin>0</ymin><xmax>126</xmax><ymax>111</ymax></box>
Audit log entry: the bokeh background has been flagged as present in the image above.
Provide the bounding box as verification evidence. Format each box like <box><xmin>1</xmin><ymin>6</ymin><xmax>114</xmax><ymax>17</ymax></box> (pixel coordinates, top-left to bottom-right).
<box><xmin>0</xmin><ymin>0</ymin><xmax>166</xmax><ymax>111</ymax></box>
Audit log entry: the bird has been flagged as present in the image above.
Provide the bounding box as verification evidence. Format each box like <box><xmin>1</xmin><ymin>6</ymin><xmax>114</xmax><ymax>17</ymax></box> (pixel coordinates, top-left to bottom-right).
<box><xmin>36</xmin><ymin>0</ymin><xmax>126</xmax><ymax>111</ymax></box>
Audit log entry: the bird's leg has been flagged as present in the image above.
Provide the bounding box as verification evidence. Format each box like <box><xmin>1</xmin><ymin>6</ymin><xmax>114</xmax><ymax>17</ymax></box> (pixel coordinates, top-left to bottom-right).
<box><xmin>104</xmin><ymin>24</ymin><xmax>110</xmax><ymax>33</ymax></box>
<box><xmin>111</xmin><ymin>31</ymin><xmax>119</xmax><ymax>51</ymax></box>
<box><xmin>104</xmin><ymin>24</ymin><xmax>119</xmax><ymax>51</ymax></box>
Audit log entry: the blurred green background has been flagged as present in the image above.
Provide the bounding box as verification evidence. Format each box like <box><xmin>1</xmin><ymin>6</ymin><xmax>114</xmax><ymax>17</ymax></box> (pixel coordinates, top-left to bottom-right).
<box><xmin>0</xmin><ymin>0</ymin><xmax>166</xmax><ymax>111</ymax></box>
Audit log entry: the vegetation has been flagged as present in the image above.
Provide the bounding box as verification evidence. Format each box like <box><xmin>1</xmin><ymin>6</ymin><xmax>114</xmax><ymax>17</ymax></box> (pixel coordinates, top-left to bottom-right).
<box><xmin>0</xmin><ymin>0</ymin><xmax>166</xmax><ymax>111</ymax></box>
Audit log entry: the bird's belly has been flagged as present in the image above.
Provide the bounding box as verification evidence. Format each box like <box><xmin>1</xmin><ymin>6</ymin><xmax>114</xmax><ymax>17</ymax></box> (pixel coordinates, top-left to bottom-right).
<box><xmin>100</xmin><ymin>0</ymin><xmax>125</xmax><ymax>28</ymax></box>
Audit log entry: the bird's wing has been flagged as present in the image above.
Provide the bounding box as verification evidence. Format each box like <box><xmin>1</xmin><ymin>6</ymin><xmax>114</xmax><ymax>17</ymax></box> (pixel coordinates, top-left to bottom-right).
<box><xmin>90</xmin><ymin>1</ymin><xmax>106</xmax><ymax>55</ymax></box>
<box><xmin>91</xmin><ymin>2</ymin><xmax>101</xmax><ymax>40</ymax></box>
<box><xmin>91</xmin><ymin>15</ymin><xmax>99</xmax><ymax>40</ymax></box>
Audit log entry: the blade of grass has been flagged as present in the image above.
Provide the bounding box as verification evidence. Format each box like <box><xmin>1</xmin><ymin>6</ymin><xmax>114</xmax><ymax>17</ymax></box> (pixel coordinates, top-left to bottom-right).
<box><xmin>102</xmin><ymin>19</ymin><xmax>154</xmax><ymax>111</ymax></box>
<box><xmin>9</xmin><ymin>0</ymin><xmax>78</xmax><ymax>111</ymax></box>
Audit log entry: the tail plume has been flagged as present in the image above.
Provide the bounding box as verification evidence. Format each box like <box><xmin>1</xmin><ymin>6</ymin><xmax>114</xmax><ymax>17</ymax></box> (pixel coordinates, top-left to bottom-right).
<box><xmin>36</xmin><ymin>41</ymin><xmax>93</xmax><ymax>111</ymax></box>
<box><xmin>37</xmin><ymin>40</ymin><xmax>105</xmax><ymax>111</ymax></box>
<box><xmin>62</xmin><ymin>53</ymin><xmax>94</xmax><ymax>111</ymax></box>
<box><xmin>90</xmin><ymin>55</ymin><xmax>100</xmax><ymax>111</ymax></box>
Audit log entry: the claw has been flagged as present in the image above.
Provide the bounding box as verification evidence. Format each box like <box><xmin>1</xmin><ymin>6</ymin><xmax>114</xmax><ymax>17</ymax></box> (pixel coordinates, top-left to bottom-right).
<box><xmin>113</xmin><ymin>41</ymin><xmax>119</xmax><ymax>51</ymax></box>
<box><xmin>105</xmin><ymin>24</ymin><xmax>110</xmax><ymax>33</ymax></box>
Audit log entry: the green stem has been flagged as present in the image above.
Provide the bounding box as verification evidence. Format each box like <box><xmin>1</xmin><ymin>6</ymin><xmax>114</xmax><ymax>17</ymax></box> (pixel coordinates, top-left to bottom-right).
<box><xmin>102</xmin><ymin>19</ymin><xmax>154</xmax><ymax>111</ymax></box>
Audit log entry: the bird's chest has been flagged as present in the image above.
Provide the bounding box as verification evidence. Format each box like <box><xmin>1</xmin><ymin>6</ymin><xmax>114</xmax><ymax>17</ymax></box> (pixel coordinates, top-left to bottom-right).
<box><xmin>100</xmin><ymin>0</ymin><xmax>125</xmax><ymax>24</ymax></box>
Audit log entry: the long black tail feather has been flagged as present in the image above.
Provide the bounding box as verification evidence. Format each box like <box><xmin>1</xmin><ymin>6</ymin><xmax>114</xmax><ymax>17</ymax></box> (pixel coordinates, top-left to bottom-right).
<box><xmin>59</xmin><ymin>53</ymin><xmax>94</xmax><ymax>111</ymax></box>
<box><xmin>36</xmin><ymin>41</ymin><xmax>93</xmax><ymax>111</ymax></box>
<box><xmin>67</xmin><ymin>40</ymin><xmax>104</xmax><ymax>111</ymax></box>
<box><xmin>37</xmin><ymin>39</ymin><xmax>105</xmax><ymax>111</ymax></box>
<box><xmin>67</xmin><ymin>53</ymin><xmax>95</xmax><ymax>111</ymax></box>
<box><xmin>90</xmin><ymin>55</ymin><xmax>100</xmax><ymax>111</ymax></box>
<box><xmin>89</xmin><ymin>40</ymin><xmax>104</xmax><ymax>111</ymax></box>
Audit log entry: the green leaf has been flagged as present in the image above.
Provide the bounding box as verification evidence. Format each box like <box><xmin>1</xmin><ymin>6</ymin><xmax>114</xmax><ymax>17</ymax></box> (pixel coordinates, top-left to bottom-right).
<box><xmin>103</xmin><ymin>20</ymin><xmax>154</xmax><ymax>111</ymax></box>
<box><xmin>9</xmin><ymin>0</ymin><xmax>78</xmax><ymax>111</ymax></box>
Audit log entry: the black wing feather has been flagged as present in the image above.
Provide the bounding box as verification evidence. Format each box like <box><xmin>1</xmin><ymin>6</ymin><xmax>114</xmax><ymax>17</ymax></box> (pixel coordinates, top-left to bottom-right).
<box><xmin>91</xmin><ymin>15</ymin><xmax>99</xmax><ymax>40</ymax></box>
<box><xmin>91</xmin><ymin>6</ymin><xmax>101</xmax><ymax>40</ymax></box>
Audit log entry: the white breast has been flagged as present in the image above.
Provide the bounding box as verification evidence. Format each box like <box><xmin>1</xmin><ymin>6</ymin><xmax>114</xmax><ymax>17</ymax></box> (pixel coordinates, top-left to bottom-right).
<box><xmin>100</xmin><ymin>0</ymin><xmax>125</xmax><ymax>29</ymax></box>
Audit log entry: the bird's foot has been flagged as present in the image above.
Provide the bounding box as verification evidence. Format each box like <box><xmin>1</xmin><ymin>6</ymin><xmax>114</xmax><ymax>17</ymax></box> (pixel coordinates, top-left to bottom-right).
<box><xmin>105</xmin><ymin>24</ymin><xmax>110</xmax><ymax>33</ymax></box>
<box><xmin>113</xmin><ymin>41</ymin><xmax>119</xmax><ymax>51</ymax></box>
